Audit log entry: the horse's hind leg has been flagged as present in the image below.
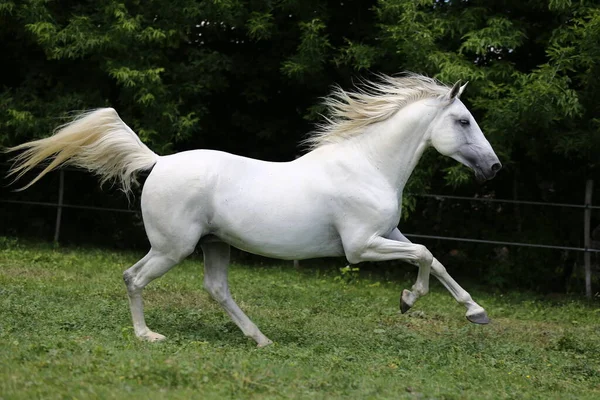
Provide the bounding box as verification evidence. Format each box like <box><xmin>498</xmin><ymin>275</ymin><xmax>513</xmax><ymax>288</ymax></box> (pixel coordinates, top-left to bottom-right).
<box><xmin>201</xmin><ymin>241</ymin><xmax>273</xmax><ymax>347</ymax></box>
<box><xmin>123</xmin><ymin>250</ymin><xmax>182</xmax><ymax>341</ymax></box>
<box><xmin>123</xmin><ymin>223</ymin><xmax>202</xmax><ymax>341</ymax></box>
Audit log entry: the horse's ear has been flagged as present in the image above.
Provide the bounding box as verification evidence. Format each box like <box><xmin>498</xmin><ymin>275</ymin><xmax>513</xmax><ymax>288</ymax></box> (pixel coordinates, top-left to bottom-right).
<box><xmin>458</xmin><ymin>81</ymin><xmax>468</xmax><ymax>97</ymax></box>
<box><xmin>446</xmin><ymin>80</ymin><xmax>462</xmax><ymax>101</ymax></box>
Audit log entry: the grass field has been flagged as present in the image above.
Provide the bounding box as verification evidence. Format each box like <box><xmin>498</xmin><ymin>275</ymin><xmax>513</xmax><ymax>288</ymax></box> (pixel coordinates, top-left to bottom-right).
<box><xmin>1</xmin><ymin>238</ymin><xmax>599</xmax><ymax>399</ymax></box>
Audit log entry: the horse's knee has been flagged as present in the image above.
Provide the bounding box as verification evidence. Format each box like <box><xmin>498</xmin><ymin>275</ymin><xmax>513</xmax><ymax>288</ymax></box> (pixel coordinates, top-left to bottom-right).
<box><xmin>415</xmin><ymin>244</ymin><xmax>433</xmax><ymax>267</ymax></box>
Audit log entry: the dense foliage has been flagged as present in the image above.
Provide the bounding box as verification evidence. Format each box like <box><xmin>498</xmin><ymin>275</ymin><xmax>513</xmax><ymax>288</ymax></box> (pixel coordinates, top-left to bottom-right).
<box><xmin>1</xmin><ymin>0</ymin><xmax>599</xmax><ymax>291</ymax></box>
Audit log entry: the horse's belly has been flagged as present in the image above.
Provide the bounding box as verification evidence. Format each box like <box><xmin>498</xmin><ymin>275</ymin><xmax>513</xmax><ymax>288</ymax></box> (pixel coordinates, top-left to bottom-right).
<box><xmin>213</xmin><ymin>218</ymin><xmax>345</xmax><ymax>260</ymax></box>
<box><xmin>227</xmin><ymin>237</ymin><xmax>344</xmax><ymax>260</ymax></box>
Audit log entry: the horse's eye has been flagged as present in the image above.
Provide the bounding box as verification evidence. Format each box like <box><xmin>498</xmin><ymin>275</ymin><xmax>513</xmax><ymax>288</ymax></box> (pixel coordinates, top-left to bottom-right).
<box><xmin>458</xmin><ymin>119</ymin><xmax>470</xmax><ymax>126</ymax></box>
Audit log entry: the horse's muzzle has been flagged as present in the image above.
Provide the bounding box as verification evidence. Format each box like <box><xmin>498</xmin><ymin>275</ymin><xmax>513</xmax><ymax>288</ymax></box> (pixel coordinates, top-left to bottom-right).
<box><xmin>475</xmin><ymin>161</ymin><xmax>502</xmax><ymax>182</ymax></box>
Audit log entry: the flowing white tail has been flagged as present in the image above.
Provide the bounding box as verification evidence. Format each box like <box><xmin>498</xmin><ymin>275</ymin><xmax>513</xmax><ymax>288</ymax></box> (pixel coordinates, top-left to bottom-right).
<box><xmin>6</xmin><ymin>108</ymin><xmax>159</xmax><ymax>193</ymax></box>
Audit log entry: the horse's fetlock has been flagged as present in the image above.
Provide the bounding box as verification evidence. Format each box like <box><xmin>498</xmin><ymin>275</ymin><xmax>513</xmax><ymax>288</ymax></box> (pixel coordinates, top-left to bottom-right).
<box><xmin>457</xmin><ymin>293</ymin><xmax>473</xmax><ymax>304</ymax></box>
<box><xmin>412</xmin><ymin>284</ymin><xmax>428</xmax><ymax>297</ymax></box>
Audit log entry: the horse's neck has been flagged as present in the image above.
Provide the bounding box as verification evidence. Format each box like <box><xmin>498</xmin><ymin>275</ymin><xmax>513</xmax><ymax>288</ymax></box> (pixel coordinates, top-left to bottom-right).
<box><xmin>350</xmin><ymin>100</ymin><xmax>437</xmax><ymax>193</ymax></box>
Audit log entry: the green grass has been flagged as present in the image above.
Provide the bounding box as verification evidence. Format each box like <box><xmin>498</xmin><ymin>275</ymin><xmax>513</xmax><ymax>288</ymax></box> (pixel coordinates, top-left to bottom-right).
<box><xmin>1</xmin><ymin>238</ymin><xmax>599</xmax><ymax>399</ymax></box>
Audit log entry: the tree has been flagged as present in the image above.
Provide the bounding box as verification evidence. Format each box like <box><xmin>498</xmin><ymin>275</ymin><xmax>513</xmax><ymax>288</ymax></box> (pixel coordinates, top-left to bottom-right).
<box><xmin>1</xmin><ymin>0</ymin><xmax>599</xmax><ymax>290</ymax></box>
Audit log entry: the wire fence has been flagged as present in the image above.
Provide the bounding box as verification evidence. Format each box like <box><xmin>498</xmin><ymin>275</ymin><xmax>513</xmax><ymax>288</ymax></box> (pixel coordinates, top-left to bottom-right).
<box><xmin>414</xmin><ymin>193</ymin><xmax>600</xmax><ymax>210</ymax></box>
<box><xmin>0</xmin><ymin>198</ymin><xmax>137</xmax><ymax>213</ymax></box>
<box><xmin>1</xmin><ymin>165</ymin><xmax>597</xmax><ymax>296</ymax></box>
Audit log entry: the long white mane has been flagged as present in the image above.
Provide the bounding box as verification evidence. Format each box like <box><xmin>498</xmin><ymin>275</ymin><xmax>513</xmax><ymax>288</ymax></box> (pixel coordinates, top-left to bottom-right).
<box><xmin>306</xmin><ymin>73</ymin><xmax>450</xmax><ymax>149</ymax></box>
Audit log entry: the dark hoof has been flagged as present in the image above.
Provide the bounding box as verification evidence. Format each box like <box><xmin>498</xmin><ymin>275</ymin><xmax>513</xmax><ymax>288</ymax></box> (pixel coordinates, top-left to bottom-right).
<box><xmin>401</xmin><ymin>300</ymin><xmax>411</xmax><ymax>314</ymax></box>
<box><xmin>466</xmin><ymin>312</ymin><xmax>490</xmax><ymax>325</ymax></box>
<box><xmin>400</xmin><ymin>289</ymin><xmax>412</xmax><ymax>314</ymax></box>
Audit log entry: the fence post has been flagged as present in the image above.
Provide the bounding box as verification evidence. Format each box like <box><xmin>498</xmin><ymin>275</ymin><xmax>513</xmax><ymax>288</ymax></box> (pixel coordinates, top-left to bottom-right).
<box><xmin>53</xmin><ymin>170</ymin><xmax>65</xmax><ymax>243</ymax></box>
<box><xmin>584</xmin><ymin>179</ymin><xmax>593</xmax><ymax>299</ymax></box>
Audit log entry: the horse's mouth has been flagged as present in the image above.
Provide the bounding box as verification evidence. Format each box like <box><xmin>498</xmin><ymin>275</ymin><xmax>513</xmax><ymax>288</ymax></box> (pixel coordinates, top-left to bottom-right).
<box><xmin>474</xmin><ymin>170</ymin><xmax>487</xmax><ymax>183</ymax></box>
<box><xmin>474</xmin><ymin>167</ymin><xmax>497</xmax><ymax>183</ymax></box>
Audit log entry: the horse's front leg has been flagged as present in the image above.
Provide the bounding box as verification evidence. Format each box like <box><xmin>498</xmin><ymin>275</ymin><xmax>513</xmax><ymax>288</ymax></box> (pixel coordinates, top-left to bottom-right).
<box><xmin>344</xmin><ymin>233</ymin><xmax>433</xmax><ymax>312</ymax></box>
<box><xmin>387</xmin><ymin>228</ymin><xmax>489</xmax><ymax>324</ymax></box>
<box><xmin>385</xmin><ymin>229</ymin><xmax>431</xmax><ymax>313</ymax></box>
<box><xmin>430</xmin><ymin>258</ymin><xmax>489</xmax><ymax>323</ymax></box>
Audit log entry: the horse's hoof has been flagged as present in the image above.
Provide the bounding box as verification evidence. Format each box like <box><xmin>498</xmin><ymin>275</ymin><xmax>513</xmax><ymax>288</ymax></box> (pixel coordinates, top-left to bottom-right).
<box><xmin>466</xmin><ymin>311</ymin><xmax>490</xmax><ymax>325</ymax></box>
<box><xmin>401</xmin><ymin>300</ymin><xmax>411</xmax><ymax>314</ymax></box>
<box><xmin>257</xmin><ymin>339</ymin><xmax>273</xmax><ymax>348</ymax></box>
<box><xmin>138</xmin><ymin>331</ymin><xmax>167</xmax><ymax>342</ymax></box>
<box><xmin>400</xmin><ymin>289</ymin><xmax>414</xmax><ymax>314</ymax></box>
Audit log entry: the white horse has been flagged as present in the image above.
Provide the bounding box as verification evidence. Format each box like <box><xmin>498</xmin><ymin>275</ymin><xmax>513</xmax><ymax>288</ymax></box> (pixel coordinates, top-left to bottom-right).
<box><xmin>7</xmin><ymin>74</ymin><xmax>501</xmax><ymax>347</ymax></box>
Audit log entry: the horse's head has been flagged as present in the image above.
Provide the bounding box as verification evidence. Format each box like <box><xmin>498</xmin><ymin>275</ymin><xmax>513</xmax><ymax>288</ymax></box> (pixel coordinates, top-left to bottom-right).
<box><xmin>429</xmin><ymin>82</ymin><xmax>501</xmax><ymax>182</ymax></box>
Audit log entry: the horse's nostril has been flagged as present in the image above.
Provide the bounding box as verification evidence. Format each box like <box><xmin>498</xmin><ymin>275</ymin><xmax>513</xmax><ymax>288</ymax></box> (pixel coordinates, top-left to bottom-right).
<box><xmin>491</xmin><ymin>162</ymin><xmax>502</xmax><ymax>172</ymax></box>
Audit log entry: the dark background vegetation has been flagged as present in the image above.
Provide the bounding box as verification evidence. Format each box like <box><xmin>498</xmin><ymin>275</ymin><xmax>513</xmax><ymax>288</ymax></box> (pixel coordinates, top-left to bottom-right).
<box><xmin>1</xmin><ymin>0</ymin><xmax>599</xmax><ymax>293</ymax></box>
